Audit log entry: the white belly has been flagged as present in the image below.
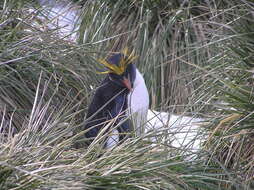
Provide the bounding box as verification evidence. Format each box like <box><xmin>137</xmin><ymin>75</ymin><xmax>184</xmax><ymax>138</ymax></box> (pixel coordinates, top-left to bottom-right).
<box><xmin>128</xmin><ymin>69</ymin><xmax>149</xmax><ymax>136</ymax></box>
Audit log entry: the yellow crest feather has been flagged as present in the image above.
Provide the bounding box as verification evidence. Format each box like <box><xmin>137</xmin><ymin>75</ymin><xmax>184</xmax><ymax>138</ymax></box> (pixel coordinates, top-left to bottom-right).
<box><xmin>97</xmin><ymin>48</ymin><xmax>138</xmax><ymax>75</ymax></box>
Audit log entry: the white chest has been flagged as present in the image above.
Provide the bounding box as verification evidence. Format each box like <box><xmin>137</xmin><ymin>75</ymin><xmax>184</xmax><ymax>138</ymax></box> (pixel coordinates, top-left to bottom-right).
<box><xmin>127</xmin><ymin>69</ymin><xmax>149</xmax><ymax>134</ymax></box>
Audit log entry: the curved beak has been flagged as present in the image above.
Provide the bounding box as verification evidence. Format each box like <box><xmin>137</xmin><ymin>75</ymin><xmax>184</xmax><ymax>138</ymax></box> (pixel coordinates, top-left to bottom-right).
<box><xmin>122</xmin><ymin>77</ymin><xmax>132</xmax><ymax>91</ymax></box>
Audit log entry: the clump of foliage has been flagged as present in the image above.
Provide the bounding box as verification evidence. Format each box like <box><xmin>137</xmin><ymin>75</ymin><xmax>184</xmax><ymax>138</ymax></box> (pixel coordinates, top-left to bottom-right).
<box><xmin>0</xmin><ymin>0</ymin><xmax>253</xmax><ymax>189</ymax></box>
<box><xmin>202</xmin><ymin>7</ymin><xmax>254</xmax><ymax>186</ymax></box>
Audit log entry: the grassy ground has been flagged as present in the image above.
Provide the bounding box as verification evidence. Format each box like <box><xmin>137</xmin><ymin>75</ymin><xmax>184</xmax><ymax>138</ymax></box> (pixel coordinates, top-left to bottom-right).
<box><xmin>0</xmin><ymin>0</ymin><xmax>253</xmax><ymax>189</ymax></box>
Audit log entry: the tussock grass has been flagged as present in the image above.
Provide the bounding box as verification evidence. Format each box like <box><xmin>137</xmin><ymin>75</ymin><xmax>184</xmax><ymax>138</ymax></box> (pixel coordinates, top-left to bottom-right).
<box><xmin>0</xmin><ymin>0</ymin><xmax>254</xmax><ymax>189</ymax></box>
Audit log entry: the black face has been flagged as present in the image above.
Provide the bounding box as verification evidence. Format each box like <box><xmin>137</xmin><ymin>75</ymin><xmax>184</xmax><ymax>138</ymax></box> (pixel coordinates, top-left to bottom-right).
<box><xmin>107</xmin><ymin>53</ymin><xmax>136</xmax><ymax>90</ymax></box>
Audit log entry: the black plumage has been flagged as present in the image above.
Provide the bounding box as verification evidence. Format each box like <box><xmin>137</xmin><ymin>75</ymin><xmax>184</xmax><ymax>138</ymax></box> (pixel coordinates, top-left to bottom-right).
<box><xmin>84</xmin><ymin>53</ymin><xmax>136</xmax><ymax>146</ymax></box>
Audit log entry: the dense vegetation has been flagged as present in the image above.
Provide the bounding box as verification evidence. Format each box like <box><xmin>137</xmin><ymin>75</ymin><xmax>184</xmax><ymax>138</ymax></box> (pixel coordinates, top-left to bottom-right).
<box><xmin>0</xmin><ymin>0</ymin><xmax>253</xmax><ymax>189</ymax></box>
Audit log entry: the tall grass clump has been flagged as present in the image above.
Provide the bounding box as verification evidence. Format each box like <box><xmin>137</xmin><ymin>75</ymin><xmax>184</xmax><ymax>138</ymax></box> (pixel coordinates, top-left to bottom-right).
<box><xmin>197</xmin><ymin>2</ymin><xmax>254</xmax><ymax>187</ymax></box>
<box><xmin>0</xmin><ymin>0</ymin><xmax>253</xmax><ymax>189</ymax></box>
<box><xmin>77</xmin><ymin>1</ymin><xmax>254</xmax><ymax>187</ymax></box>
<box><xmin>76</xmin><ymin>0</ymin><xmax>254</xmax><ymax>188</ymax></box>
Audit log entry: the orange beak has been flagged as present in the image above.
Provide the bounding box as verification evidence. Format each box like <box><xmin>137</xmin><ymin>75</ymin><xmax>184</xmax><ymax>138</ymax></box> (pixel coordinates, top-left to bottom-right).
<box><xmin>122</xmin><ymin>77</ymin><xmax>132</xmax><ymax>91</ymax></box>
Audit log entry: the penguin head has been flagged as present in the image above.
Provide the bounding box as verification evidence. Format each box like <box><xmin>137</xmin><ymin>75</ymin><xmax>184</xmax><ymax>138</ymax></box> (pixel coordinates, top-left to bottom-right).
<box><xmin>97</xmin><ymin>48</ymin><xmax>137</xmax><ymax>91</ymax></box>
<box><xmin>107</xmin><ymin>53</ymin><xmax>136</xmax><ymax>90</ymax></box>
